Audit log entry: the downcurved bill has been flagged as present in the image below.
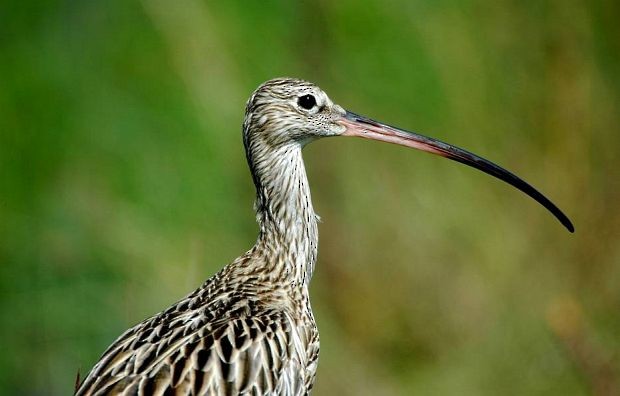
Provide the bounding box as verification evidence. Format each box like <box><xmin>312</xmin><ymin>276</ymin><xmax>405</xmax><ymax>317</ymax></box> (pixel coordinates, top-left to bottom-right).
<box><xmin>339</xmin><ymin>110</ymin><xmax>574</xmax><ymax>232</ymax></box>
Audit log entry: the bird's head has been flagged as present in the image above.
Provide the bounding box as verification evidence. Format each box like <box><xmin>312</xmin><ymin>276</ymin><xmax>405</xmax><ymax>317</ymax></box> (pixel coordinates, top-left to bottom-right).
<box><xmin>243</xmin><ymin>78</ymin><xmax>347</xmax><ymax>148</ymax></box>
<box><xmin>242</xmin><ymin>77</ymin><xmax>574</xmax><ymax>233</ymax></box>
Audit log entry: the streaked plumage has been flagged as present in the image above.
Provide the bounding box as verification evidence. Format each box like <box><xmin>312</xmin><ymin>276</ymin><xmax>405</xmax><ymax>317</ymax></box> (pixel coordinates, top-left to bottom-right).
<box><xmin>76</xmin><ymin>78</ymin><xmax>573</xmax><ymax>396</ymax></box>
<box><xmin>77</xmin><ymin>79</ymin><xmax>325</xmax><ymax>395</ymax></box>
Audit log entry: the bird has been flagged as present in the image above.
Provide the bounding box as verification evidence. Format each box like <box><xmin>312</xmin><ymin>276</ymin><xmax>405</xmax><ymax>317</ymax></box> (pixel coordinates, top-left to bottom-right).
<box><xmin>75</xmin><ymin>77</ymin><xmax>573</xmax><ymax>395</ymax></box>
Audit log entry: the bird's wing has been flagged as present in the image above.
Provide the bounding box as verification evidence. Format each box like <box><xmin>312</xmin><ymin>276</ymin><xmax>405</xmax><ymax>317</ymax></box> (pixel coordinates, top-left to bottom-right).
<box><xmin>76</xmin><ymin>310</ymin><xmax>306</xmax><ymax>395</ymax></box>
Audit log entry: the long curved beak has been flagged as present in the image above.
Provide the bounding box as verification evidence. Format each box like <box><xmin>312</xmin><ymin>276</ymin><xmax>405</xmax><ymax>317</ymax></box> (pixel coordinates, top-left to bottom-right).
<box><xmin>338</xmin><ymin>110</ymin><xmax>574</xmax><ymax>232</ymax></box>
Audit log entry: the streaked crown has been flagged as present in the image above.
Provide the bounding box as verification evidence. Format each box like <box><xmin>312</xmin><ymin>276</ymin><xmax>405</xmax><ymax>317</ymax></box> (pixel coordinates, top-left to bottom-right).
<box><xmin>243</xmin><ymin>78</ymin><xmax>346</xmax><ymax>149</ymax></box>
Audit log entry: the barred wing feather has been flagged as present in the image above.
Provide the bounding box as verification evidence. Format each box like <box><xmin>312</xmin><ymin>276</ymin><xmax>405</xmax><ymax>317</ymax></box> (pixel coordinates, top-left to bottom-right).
<box><xmin>76</xmin><ymin>312</ymin><xmax>306</xmax><ymax>395</ymax></box>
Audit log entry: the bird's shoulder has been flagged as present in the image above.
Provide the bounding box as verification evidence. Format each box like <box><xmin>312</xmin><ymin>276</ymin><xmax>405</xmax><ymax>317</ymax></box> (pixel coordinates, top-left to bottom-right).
<box><xmin>76</xmin><ymin>260</ymin><xmax>314</xmax><ymax>395</ymax></box>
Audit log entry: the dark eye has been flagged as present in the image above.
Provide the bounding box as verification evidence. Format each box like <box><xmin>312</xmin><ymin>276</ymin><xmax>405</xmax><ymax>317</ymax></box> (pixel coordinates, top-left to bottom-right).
<box><xmin>298</xmin><ymin>94</ymin><xmax>317</xmax><ymax>110</ymax></box>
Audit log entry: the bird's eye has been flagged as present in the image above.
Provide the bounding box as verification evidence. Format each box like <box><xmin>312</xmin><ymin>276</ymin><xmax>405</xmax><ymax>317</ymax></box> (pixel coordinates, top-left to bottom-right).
<box><xmin>298</xmin><ymin>94</ymin><xmax>317</xmax><ymax>110</ymax></box>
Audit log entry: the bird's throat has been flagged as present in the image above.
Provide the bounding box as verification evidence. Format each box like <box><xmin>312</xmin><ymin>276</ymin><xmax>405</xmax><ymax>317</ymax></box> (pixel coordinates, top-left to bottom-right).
<box><xmin>251</xmin><ymin>143</ymin><xmax>319</xmax><ymax>285</ymax></box>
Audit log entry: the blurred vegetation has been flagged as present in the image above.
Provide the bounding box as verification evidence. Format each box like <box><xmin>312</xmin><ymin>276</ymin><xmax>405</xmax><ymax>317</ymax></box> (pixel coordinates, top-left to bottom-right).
<box><xmin>1</xmin><ymin>0</ymin><xmax>619</xmax><ymax>394</ymax></box>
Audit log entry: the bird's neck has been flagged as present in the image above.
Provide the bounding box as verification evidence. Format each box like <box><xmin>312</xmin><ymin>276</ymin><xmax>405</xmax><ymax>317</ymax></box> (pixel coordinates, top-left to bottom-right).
<box><xmin>249</xmin><ymin>143</ymin><xmax>319</xmax><ymax>286</ymax></box>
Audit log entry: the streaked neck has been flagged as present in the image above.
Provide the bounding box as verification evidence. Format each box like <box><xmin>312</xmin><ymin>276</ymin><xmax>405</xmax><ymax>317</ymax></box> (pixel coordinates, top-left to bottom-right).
<box><xmin>248</xmin><ymin>143</ymin><xmax>319</xmax><ymax>286</ymax></box>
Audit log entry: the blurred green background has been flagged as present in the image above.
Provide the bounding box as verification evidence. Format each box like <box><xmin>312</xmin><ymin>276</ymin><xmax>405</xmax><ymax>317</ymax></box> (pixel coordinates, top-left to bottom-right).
<box><xmin>1</xmin><ymin>0</ymin><xmax>619</xmax><ymax>394</ymax></box>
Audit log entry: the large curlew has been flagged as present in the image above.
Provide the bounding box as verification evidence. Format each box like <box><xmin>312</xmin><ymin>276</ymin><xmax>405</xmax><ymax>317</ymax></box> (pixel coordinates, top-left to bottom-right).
<box><xmin>76</xmin><ymin>78</ymin><xmax>573</xmax><ymax>395</ymax></box>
